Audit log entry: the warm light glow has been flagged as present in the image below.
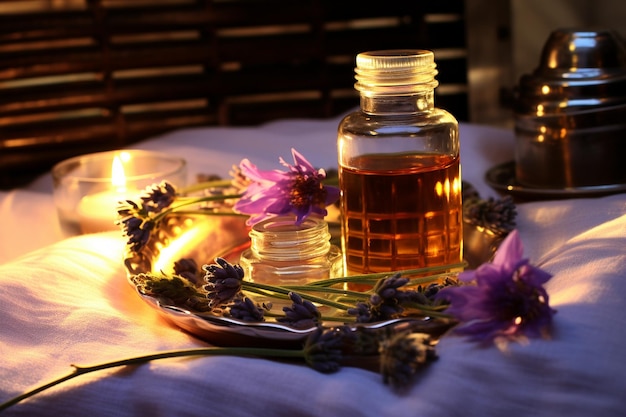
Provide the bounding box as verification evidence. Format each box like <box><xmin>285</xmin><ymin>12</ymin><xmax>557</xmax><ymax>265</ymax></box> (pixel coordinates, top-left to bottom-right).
<box><xmin>435</xmin><ymin>176</ymin><xmax>458</xmax><ymax>200</ymax></box>
<box><xmin>154</xmin><ymin>226</ymin><xmax>205</xmax><ymax>273</ymax></box>
<box><xmin>452</xmin><ymin>175</ymin><xmax>461</xmax><ymax>194</ymax></box>
<box><xmin>536</xmin><ymin>104</ymin><xmax>545</xmax><ymax>117</ymax></box>
<box><xmin>111</xmin><ymin>155</ymin><xmax>127</xmax><ymax>192</ymax></box>
<box><xmin>119</xmin><ymin>151</ymin><xmax>132</xmax><ymax>163</ymax></box>
<box><xmin>435</xmin><ymin>180</ymin><xmax>443</xmax><ymax>197</ymax></box>
<box><xmin>541</xmin><ymin>85</ymin><xmax>550</xmax><ymax>95</ymax></box>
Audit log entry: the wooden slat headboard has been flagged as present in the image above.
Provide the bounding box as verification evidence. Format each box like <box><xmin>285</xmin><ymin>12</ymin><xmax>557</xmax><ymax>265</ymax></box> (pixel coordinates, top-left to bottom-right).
<box><xmin>0</xmin><ymin>0</ymin><xmax>468</xmax><ymax>189</ymax></box>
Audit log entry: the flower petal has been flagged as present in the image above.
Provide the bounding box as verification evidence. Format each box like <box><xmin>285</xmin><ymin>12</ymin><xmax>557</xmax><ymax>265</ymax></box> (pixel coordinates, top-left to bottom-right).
<box><xmin>492</xmin><ymin>229</ymin><xmax>524</xmax><ymax>273</ymax></box>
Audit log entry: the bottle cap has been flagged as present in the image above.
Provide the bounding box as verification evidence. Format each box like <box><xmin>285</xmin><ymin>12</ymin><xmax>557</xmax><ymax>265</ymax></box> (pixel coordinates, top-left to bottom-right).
<box><xmin>355</xmin><ymin>49</ymin><xmax>438</xmax><ymax>95</ymax></box>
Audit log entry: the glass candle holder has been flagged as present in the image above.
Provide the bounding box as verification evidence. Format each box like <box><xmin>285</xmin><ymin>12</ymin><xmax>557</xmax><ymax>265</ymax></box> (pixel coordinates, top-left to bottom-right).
<box><xmin>52</xmin><ymin>150</ymin><xmax>187</xmax><ymax>235</ymax></box>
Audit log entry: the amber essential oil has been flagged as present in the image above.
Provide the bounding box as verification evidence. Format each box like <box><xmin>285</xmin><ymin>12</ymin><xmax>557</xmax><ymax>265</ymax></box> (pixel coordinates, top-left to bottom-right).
<box><xmin>340</xmin><ymin>152</ymin><xmax>462</xmax><ymax>275</ymax></box>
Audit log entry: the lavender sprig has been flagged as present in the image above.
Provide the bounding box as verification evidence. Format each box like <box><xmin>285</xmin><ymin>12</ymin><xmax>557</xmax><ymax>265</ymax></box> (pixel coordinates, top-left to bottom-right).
<box><xmin>0</xmin><ymin>324</ymin><xmax>439</xmax><ymax>411</ymax></box>
<box><xmin>116</xmin><ymin>180</ymin><xmax>243</xmax><ymax>253</ymax></box>
<box><xmin>348</xmin><ymin>273</ymin><xmax>457</xmax><ymax>323</ymax></box>
<box><xmin>379</xmin><ymin>331</ymin><xmax>438</xmax><ymax>389</ymax></box>
<box><xmin>228</xmin><ymin>296</ymin><xmax>267</xmax><ymax>322</ymax></box>
<box><xmin>464</xmin><ymin>195</ymin><xmax>517</xmax><ymax>235</ymax></box>
<box><xmin>202</xmin><ymin>258</ymin><xmax>245</xmax><ymax>308</ymax></box>
<box><xmin>277</xmin><ymin>292</ymin><xmax>322</xmax><ymax>329</ymax></box>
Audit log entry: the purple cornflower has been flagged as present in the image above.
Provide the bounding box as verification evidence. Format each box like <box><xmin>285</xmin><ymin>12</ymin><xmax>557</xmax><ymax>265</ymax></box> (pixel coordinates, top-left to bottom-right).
<box><xmin>233</xmin><ymin>148</ymin><xmax>340</xmax><ymax>225</ymax></box>
<box><xmin>437</xmin><ymin>230</ymin><xmax>556</xmax><ymax>343</ymax></box>
<box><xmin>202</xmin><ymin>258</ymin><xmax>245</xmax><ymax>308</ymax></box>
<box><xmin>277</xmin><ymin>292</ymin><xmax>321</xmax><ymax>329</ymax></box>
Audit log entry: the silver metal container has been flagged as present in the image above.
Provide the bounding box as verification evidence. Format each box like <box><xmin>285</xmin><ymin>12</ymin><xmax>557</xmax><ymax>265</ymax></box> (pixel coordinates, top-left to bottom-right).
<box><xmin>514</xmin><ymin>28</ymin><xmax>626</xmax><ymax>189</ymax></box>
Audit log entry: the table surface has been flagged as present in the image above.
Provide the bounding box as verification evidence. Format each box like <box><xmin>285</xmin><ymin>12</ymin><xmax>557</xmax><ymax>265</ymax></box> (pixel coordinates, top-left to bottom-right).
<box><xmin>1</xmin><ymin>115</ymin><xmax>625</xmax><ymax>417</ymax></box>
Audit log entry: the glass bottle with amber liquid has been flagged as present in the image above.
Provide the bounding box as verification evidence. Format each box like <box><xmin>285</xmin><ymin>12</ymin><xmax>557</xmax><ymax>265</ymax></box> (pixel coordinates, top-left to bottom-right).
<box><xmin>337</xmin><ymin>50</ymin><xmax>462</xmax><ymax>282</ymax></box>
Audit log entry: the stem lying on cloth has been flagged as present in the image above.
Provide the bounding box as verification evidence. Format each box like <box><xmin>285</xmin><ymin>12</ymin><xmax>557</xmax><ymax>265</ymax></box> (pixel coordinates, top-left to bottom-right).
<box><xmin>0</xmin><ymin>347</ymin><xmax>304</xmax><ymax>412</ymax></box>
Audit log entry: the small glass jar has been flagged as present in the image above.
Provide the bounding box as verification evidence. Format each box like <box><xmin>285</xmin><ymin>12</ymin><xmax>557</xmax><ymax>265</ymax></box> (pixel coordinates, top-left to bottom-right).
<box><xmin>239</xmin><ymin>215</ymin><xmax>343</xmax><ymax>286</ymax></box>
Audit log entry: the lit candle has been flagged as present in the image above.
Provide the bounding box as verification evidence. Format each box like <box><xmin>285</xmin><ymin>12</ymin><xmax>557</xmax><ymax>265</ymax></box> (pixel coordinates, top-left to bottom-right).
<box><xmin>77</xmin><ymin>154</ymin><xmax>136</xmax><ymax>234</ymax></box>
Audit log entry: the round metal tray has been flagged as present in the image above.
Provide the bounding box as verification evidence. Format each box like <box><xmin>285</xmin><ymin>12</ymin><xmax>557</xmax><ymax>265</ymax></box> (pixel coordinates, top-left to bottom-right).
<box><xmin>124</xmin><ymin>209</ymin><xmax>498</xmax><ymax>346</ymax></box>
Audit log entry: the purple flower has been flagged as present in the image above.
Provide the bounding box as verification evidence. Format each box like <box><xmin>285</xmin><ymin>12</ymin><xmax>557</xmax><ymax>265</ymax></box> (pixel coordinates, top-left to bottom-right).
<box><xmin>437</xmin><ymin>230</ymin><xmax>556</xmax><ymax>343</ymax></box>
<box><xmin>233</xmin><ymin>148</ymin><xmax>340</xmax><ymax>225</ymax></box>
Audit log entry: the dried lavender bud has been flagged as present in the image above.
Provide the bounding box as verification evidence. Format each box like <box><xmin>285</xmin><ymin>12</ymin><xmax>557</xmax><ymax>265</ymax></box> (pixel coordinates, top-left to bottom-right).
<box><xmin>379</xmin><ymin>331</ymin><xmax>438</xmax><ymax>389</ymax></box>
<box><xmin>117</xmin><ymin>199</ymin><xmax>140</xmax><ymax>218</ymax></box>
<box><xmin>348</xmin><ymin>274</ymin><xmax>410</xmax><ymax>323</ymax></box>
<box><xmin>228</xmin><ymin>297</ymin><xmax>266</xmax><ymax>322</ymax></box>
<box><xmin>120</xmin><ymin>218</ymin><xmax>154</xmax><ymax>253</ymax></box>
<box><xmin>173</xmin><ymin>258</ymin><xmax>202</xmax><ymax>286</ymax></box>
<box><xmin>202</xmin><ymin>258</ymin><xmax>245</xmax><ymax>307</ymax></box>
<box><xmin>396</xmin><ymin>290</ymin><xmax>429</xmax><ymax>306</ymax></box>
<box><xmin>372</xmin><ymin>274</ymin><xmax>409</xmax><ymax>302</ymax></box>
<box><xmin>116</xmin><ymin>183</ymin><xmax>176</xmax><ymax>254</ymax></box>
<box><xmin>369</xmin><ymin>273</ymin><xmax>408</xmax><ymax>321</ymax></box>
<box><xmin>132</xmin><ymin>274</ymin><xmax>200</xmax><ymax>306</ymax></box>
<box><xmin>464</xmin><ymin>195</ymin><xmax>517</xmax><ymax>235</ymax></box>
<box><xmin>303</xmin><ymin>326</ymin><xmax>348</xmax><ymax>373</ymax></box>
<box><xmin>340</xmin><ymin>327</ymin><xmax>379</xmax><ymax>356</ymax></box>
<box><xmin>420</xmin><ymin>276</ymin><xmax>460</xmax><ymax>302</ymax></box>
<box><xmin>348</xmin><ymin>302</ymin><xmax>373</xmax><ymax>323</ymax></box>
<box><xmin>277</xmin><ymin>292</ymin><xmax>321</xmax><ymax>329</ymax></box>
<box><xmin>140</xmin><ymin>181</ymin><xmax>176</xmax><ymax>213</ymax></box>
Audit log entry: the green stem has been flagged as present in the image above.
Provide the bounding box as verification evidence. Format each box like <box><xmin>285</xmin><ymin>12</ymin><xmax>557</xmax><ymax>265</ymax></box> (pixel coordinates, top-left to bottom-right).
<box><xmin>281</xmin><ymin>285</ymin><xmax>369</xmax><ymax>300</ymax></box>
<box><xmin>241</xmin><ymin>281</ymin><xmax>354</xmax><ymax>311</ymax></box>
<box><xmin>263</xmin><ymin>311</ymin><xmax>356</xmax><ymax>323</ymax></box>
<box><xmin>152</xmin><ymin>194</ymin><xmax>242</xmax><ymax>223</ymax></box>
<box><xmin>405</xmin><ymin>273</ymin><xmax>459</xmax><ymax>287</ymax></box>
<box><xmin>178</xmin><ymin>179</ymin><xmax>235</xmax><ymax>194</ymax></box>
<box><xmin>308</xmin><ymin>262</ymin><xmax>466</xmax><ymax>287</ymax></box>
<box><xmin>0</xmin><ymin>347</ymin><xmax>304</xmax><ymax>412</ymax></box>
<box><xmin>171</xmin><ymin>210</ymin><xmax>248</xmax><ymax>218</ymax></box>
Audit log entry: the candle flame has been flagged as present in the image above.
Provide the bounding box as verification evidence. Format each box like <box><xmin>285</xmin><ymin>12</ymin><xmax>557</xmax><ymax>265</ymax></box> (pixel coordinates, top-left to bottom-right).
<box><xmin>111</xmin><ymin>154</ymin><xmax>127</xmax><ymax>193</ymax></box>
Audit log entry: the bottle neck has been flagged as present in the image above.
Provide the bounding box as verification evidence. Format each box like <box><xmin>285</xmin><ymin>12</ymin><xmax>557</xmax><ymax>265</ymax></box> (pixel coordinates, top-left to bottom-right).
<box><xmin>360</xmin><ymin>90</ymin><xmax>435</xmax><ymax>115</ymax></box>
<box><xmin>249</xmin><ymin>216</ymin><xmax>331</xmax><ymax>262</ymax></box>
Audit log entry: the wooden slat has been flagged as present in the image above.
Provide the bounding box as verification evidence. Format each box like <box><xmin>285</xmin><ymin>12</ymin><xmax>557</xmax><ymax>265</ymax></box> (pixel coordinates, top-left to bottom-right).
<box><xmin>0</xmin><ymin>0</ymin><xmax>470</xmax><ymax>189</ymax></box>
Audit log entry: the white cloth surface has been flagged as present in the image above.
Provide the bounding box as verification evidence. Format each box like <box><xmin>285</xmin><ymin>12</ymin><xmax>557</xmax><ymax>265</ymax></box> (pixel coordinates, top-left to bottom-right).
<box><xmin>1</xmin><ymin>117</ymin><xmax>625</xmax><ymax>416</ymax></box>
